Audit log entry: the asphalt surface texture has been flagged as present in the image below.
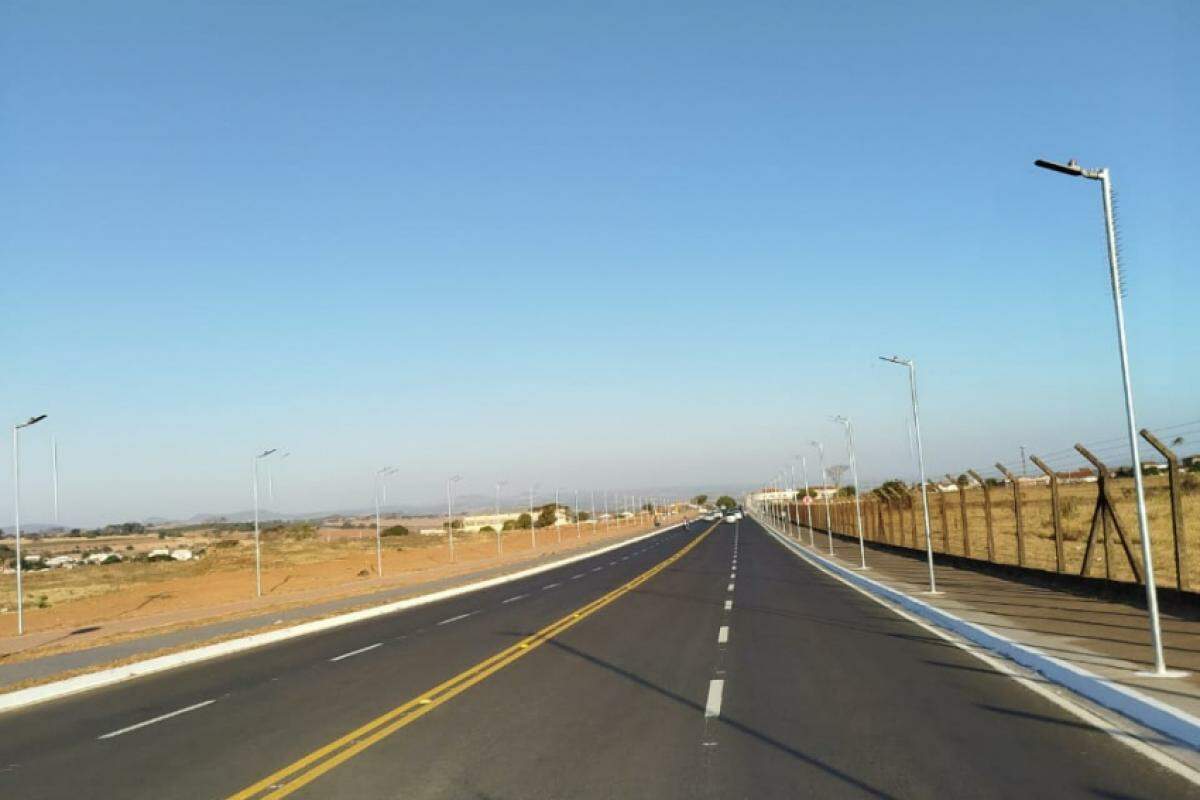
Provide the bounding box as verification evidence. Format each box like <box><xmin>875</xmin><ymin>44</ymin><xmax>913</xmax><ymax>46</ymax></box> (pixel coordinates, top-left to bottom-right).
<box><xmin>0</xmin><ymin>516</ymin><xmax>1195</xmax><ymax>799</ymax></box>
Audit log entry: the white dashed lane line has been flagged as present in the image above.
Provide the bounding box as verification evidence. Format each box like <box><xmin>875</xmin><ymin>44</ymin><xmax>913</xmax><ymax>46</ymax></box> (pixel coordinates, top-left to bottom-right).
<box><xmin>705</xmin><ymin>680</ymin><xmax>725</xmax><ymax>718</ymax></box>
<box><xmin>591</xmin><ymin>566</ymin><xmax>603</xmax><ymax>572</ymax></box>
<box><xmin>437</xmin><ymin>611</ymin><xmax>477</xmax><ymax>626</ymax></box>
<box><xmin>724</xmin><ymin>600</ymin><xmax>732</xmax><ymax>611</ymax></box>
<box><xmin>542</xmin><ymin>582</ymin><xmax>561</xmax><ymax>590</ymax></box>
<box><xmin>329</xmin><ymin>642</ymin><xmax>383</xmax><ymax>662</ymax></box>
<box><xmin>501</xmin><ymin>594</ymin><xmax>529</xmax><ymax>604</ymax></box>
<box><xmin>718</xmin><ymin>626</ymin><xmax>729</xmax><ymax>644</ymax></box>
<box><xmin>97</xmin><ymin>700</ymin><xmax>216</xmax><ymax>740</ymax></box>
<box><xmin>571</xmin><ymin>573</ymin><xmax>585</xmax><ymax>580</ymax></box>
<box><xmin>727</xmin><ymin>583</ymin><xmax>734</xmax><ymax>592</ymax></box>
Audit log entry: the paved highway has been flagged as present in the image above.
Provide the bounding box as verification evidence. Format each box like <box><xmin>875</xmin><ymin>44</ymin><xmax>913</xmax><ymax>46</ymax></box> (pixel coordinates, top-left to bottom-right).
<box><xmin>0</xmin><ymin>517</ymin><xmax>1194</xmax><ymax>798</ymax></box>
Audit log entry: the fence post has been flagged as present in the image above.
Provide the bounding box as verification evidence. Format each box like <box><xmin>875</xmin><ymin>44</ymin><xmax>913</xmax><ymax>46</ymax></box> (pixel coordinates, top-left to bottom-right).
<box><xmin>1030</xmin><ymin>455</ymin><xmax>1065</xmax><ymax>573</ymax></box>
<box><xmin>934</xmin><ymin>483</ymin><xmax>950</xmax><ymax>553</ymax></box>
<box><xmin>1141</xmin><ymin>429</ymin><xmax>1188</xmax><ymax>592</ymax></box>
<box><xmin>1075</xmin><ymin>444</ymin><xmax>1142</xmax><ymax>583</ymax></box>
<box><xmin>908</xmin><ymin>487</ymin><xmax>920</xmax><ymax>549</ymax></box>
<box><xmin>953</xmin><ymin>474</ymin><xmax>972</xmax><ymax>558</ymax></box>
<box><xmin>967</xmin><ymin>470</ymin><xmax>995</xmax><ymax>562</ymax></box>
<box><xmin>996</xmin><ymin>463</ymin><xmax>1026</xmax><ymax>567</ymax></box>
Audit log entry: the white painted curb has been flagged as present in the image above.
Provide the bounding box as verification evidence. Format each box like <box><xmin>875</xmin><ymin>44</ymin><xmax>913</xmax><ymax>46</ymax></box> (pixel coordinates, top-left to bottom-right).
<box><xmin>755</xmin><ymin>514</ymin><xmax>1200</xmax><ymax>751</ymax></box>
<box><xmin>0</xmin><ymin>521</ymin><xmax>686</xmax><ymax>715</ymax></box>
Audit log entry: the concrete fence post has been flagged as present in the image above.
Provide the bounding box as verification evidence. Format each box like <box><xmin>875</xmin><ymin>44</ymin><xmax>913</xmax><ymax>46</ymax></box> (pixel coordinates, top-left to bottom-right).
<box><xmin>967</xmin><ymin>470</ymin><xmax>996</xmax><ymax>563</ymax></box>
<box><xmin>934</xmin><ymin>483</ymin><xmax>950</xmax><ymax>553</ymax></box>
<box><xmin>996</xmin><ymin>463</ymin><xmax>1026</xmax><ymax>567</ymax></box>
<box><xmin>1030</xmin><ymin>455</ymin><xmax>1065</xmax><ymax>573</ymax></box>
<box><xmin>908</xmin><ymin>487</ymin><xmax>920</xmax><ymax>549</ymax></box>
<box><xmin>1140</xmin><ymin>429</ymin><xmax>1189</xmax><ymax>592</ymax></box>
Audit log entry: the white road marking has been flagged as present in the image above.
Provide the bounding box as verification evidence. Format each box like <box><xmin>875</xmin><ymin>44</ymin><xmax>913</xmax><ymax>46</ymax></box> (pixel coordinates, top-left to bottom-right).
<box><xmin>329</xmin><ymin>642</ymin><xmax>383</xmax><ymax>662</ymax></box>
<box><xmin>724</xmin><ymin>600</ymin><xmax>732</xmax><ymax>611</ymax></box>
<box><xmin>571</xmin><ymin>573</ymin><xmax>585</xmax><ymax>580</ymax></box>
<box><xmin>727</xmin><ymin>583</ymin><xmax>735</xmax><ymax>592</ymax></box>
<box><xmin>705</xmin><ymin>680</ymin><xmax>725</xmax><ymax>718</ymax></box>
<box><xmin>730</xmin><ymin>572</ymin><xmax>736</xmax><ymax>579</ymax></box>
<box><xmin>436</xmin><ymin>612</ymin><xmax>477</xmax><ymax>626</ymax></box>
<box><xmin>97</xmin><ymin>699</ymin><xmax>216</xmax><ymax>739</ymax></box>
<box><xmin>501</xmin><ymin>594</ymin><xmax>529</xmax><ymax>604</ymax></box>
<box><xmin>542</xmin><ymin>582</ymin><xmax>561</xmax><ymax>590</ymax></box>
<box><xmin>718</xmin><ymin>625</ymin><xmax>730</xmax><ymax>644</ymax></box>
<box><xmin>591</xmin><ymin>566</ymin><xmax>603</xmax><ymax>572</ymax></box>
<box><xmin>609</xmin><ymin>561</ymin><xmax>617</xmax><ymax>566</ymax></box>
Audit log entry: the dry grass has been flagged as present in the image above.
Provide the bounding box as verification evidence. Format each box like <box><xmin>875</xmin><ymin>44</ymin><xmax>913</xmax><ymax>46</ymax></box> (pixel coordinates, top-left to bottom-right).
<box><xmin>806</xmin><ymin>474</ymin><xmax>1199</xmax><ymax>589</ymax></box>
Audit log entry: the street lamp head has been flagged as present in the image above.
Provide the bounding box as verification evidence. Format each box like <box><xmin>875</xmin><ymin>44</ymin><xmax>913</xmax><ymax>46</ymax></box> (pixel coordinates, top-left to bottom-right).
<box><xmin>1034</xmin><ymin>158</ymin><xmax>1084</xmax><ymax>177</ymax></box>
<box><xmin>17</xmin><ymin>414</ymin><xmax>48</xmax><ymax>429</ymax></box>
<box><xmin>879</xmin><ymin>355</ymin><xmax>911</xmax><ymax>367</ymax></box>
<box><xmin>448</xmin><ymin>474</ymin><xmax>462</xmax><ymax>483</ymax></box>
<box><xmin>257</xmin><ymin>448</ymin><xmax>277</xmax><ymax>459</ymax></box>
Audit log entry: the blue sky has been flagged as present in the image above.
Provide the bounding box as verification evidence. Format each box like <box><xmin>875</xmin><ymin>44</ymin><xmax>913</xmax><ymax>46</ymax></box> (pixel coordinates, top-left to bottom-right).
<box><xmin>2</xmin><ymin>2</ymin><xmax>1196</xmax><ymax>525</ymax></box>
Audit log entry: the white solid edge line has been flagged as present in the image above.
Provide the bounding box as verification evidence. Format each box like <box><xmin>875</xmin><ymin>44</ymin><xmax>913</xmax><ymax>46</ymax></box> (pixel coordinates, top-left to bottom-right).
<box><xmin>97</xmin><ymin>699</ymin><xmax>216</xmax><ymax>740</ymax></box>
<box><xmin>329</xmin><ymin>642</ymin><xmax>383</xmax><ymax>662</ymax></box>
<box><xmin>718</xmin><ymin>626</ymin><xmax>729</xmax><ymax>644</ymax></box>
<box><xmin>754</xmin><ymin>514</ymin><xmax>1200</xmax><ymax>785</ymax></box>
<box><xmin>437</xmin><ymin>612</ymin><xmax>476</xmax><ymax>626</ymax></box>
<box><xmin>705</xmin><ymin>679</ymin><xmax>725</xmax><ymax>718</ymax></box>
<box><xmin>0</xmin><ymin>521</ymin><xmax>690</xmax><ymax>715</ymax></box>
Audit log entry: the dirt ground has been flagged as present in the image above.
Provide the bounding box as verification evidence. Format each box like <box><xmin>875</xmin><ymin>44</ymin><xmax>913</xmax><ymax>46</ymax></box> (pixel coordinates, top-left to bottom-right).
<box><xmin>787</xmin><ymin>474</ymin><xmax>1199</xmax><ymax>588</ymax></box>
<box><xmin>0</xmin><ymin>512</ymin><xmax>683</xmax><ymax>652</ymax></box>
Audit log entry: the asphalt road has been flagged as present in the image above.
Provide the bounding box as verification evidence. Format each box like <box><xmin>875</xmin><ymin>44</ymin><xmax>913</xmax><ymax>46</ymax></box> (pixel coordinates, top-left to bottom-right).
<box><xmin>0</xmin><ymin>516</ymin><xmax>1194</xmax><ymax>799</ymax></box>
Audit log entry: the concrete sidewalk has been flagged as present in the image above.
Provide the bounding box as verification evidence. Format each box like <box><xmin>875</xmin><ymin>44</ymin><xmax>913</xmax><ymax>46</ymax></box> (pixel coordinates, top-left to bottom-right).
<box><xmin>768</xmin><ymin>514</ymin><xmax>1200</xmax><ymax>728</ymax></box>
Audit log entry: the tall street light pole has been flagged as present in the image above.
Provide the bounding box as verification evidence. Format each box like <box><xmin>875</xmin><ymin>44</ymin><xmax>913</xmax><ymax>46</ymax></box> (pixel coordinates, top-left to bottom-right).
<box><xmin>881</xmin><ymin>356</ymin><xmax>938</xmax><ymax>594</ymax></box>
<box><xmin>252</xmin><ymin>448</ymin><xmax>277</xmax><ymax>598</ymax></box>
<box><xmin>446</xmin><ymin>475</ymin><xmax>462</xmax><ymax>562</ymax></box>
<box><xmin>51</xmin><ymin>436</ymin><xmax>60</xmax><ymax>526</ymax></box>
<box><xmin>798</xmin><ymin>455</ymin><xmax>815</xmax><ymax>546</ymax></box>
<box><xmin>528</xmin><ymin>484</ymin><xmax>538</xmax><ymax>550</ymax></box>
<box><xmin>494</xmin><ymin>480</ymin><xmax>508</xmax><ymax>558</ymax></box>
<box><xmin>810</xmin><ymin>441</ymin><xmax>834</xmax><ymax>555</ymax></box>
<box><xmin>12</xmin><ymin>414</ymin><xmax>47</xmax><ymax>635</ymax></box>
<box><xmin>833</xmin><ymin>416</ymin><xmax>867</xmax><ymax>569</ymax></box>
<box><xmin>374</xmin><ymin>467</ymin><xmax>396</xmax><ymax>577</ymax></box>
<box><xmin>1034</xmin><ymin>157</ymin><xmax>1175</xmax><ymax>676</ymax></box>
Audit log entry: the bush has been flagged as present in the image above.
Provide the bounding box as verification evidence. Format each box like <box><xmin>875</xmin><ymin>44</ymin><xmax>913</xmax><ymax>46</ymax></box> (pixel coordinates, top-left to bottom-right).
<box><xmin>479</xmin><ymin>526</ymin><xmax>496</xmax><ymax>534</ymax></box>
<box><xmin>214</xmin><ymin>539</ymin><xmax>240</xmax><ymax>548</ymax></box>
<box><xmin>382</xmin><ymin>525</ymin><xmax>410</xmax><ymax>537</ymax></box>
<box><xmin>1183</xmin><ymin>473</ymin><xmax>1200</xmax><ymax>494</ymax></box>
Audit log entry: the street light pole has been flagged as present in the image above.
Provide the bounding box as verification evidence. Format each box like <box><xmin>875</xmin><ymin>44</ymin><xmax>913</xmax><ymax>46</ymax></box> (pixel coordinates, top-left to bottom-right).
<box><xmin>494</xmin><ymin>480</ymin><xmax>507</xmax><ymax>558</ymax></box>
<box><xmin>446</xmin><ymin>475</ymin><xmax>462</xmax><ymax>562</ymax></box>
<box><xmin>810</xmin><ymin>441</ymin><xmax>834</xmax><ymax>555</ymax></box>
<box><xmin>252</xmin><ymin>448</ymin><xmax>277</xmax><ymax>598</ymax></box>
<box><xmin>1034</xmin><ymin>157</ymin><xmax>1175</xmax><ymax>676</ymax></box>
<box><xmin>881</xmin><ymin>356</ymin><xmax>938</xmax><ymax>593</ymax></box>
<box><xmin>834</xmin><ymin>416</ymin><xmax>867</xmax><ymax>569</ymax></box>
<box><xmin>11</xmin><ymin>414</ymin><xmax>47</xmax><ymax>635</ymax></box>
<box><xmin>799</xmin><ymin>455</ymin><xmax>815</xmax><ymax>546</ymax></box>
<box><xmin>51</xmin><ymin>436</ymin><xmax>59</xmax><ymax>526</ymax></box>
<box><xmin>529</xmin><ymin>484</ymin><xmax>538</xmax><ymax>550</ymax></box>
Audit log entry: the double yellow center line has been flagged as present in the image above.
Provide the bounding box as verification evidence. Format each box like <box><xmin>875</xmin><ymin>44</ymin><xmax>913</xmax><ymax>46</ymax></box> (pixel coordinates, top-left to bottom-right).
<box><xmin>229</xmin><ymin>521</ymin><xmax>717</xmax><ymax>799</ymax></box>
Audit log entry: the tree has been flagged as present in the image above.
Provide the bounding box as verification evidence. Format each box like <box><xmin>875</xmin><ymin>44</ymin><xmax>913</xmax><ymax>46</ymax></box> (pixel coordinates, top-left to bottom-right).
<box><xmin>479</xmin><ymin>525</ymin><xmax>496</xmax><ymax>534</ymax></box>
<box><xmin>515</xmin><ymin>512</ymin><xmax>532</xmax><ymax>529</ymax></box>
<box><xmin>382</xmin><ymin>525</ymin><xmax>409</xmax><ymax>537</ymax></box>
<box><xmin>837</xmin><ymin>486</ymin><xmax>856</xmax><ymax>498</ymax></box>
<box><xmin>715</xmin><ymin>495</ymin><xmax>737</xmax><ymax>510</ymax></box>
<box><xmin>577</xmin><ymin>511</ymin><xmax>590</xmax><ymax>522</ymax></box>
<box><xmin>536</xmin><ymin>506</ymin><xmax>557</xmax><ymax>528</ymax></box>
<box><xmin>692</xmin><ymin>494</ymin><xmax>709</xmax><ymax>506</ymax></box>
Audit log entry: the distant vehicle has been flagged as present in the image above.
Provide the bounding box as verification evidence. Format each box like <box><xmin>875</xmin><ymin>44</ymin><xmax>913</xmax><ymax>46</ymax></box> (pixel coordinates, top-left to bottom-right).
<box><xmin>724</xmin><ymin>513</ymin><xmax>738</xmax><ymax>523</ymax></box>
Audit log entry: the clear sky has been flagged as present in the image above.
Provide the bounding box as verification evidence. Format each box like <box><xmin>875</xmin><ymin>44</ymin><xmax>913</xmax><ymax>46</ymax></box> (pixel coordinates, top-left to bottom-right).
<box><xmin>2</xmin><ymin>2</ymin><xmax>1197</xmax><ymax>526</ymax></box>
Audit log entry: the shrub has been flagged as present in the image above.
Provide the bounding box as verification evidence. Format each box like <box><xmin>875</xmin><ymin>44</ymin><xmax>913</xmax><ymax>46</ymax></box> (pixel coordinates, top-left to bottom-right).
<box><xmin>382</xmin><ymin>525</ymin><xmax>410</xmax><ymax>537</ymax></box>
<box><xmin>479</xmin><ymin>526</ymin><xmax>496</xmax><ymax>534</ymax></box>
<box><xmin>214</xmin><ymin>539</ymin><xmax>240</xmax><ymax>549</ymax></box>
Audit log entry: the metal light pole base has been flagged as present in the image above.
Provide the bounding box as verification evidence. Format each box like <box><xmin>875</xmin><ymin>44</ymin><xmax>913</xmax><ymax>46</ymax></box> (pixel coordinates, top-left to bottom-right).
<box><xmin>921</xmin><ymin>590</ymin><xmax>945</xmax><ymax>596</ymax></box>
<box><xmin>1134</xmin><ymin>668</ymin><xmax>1190</xmax><ymax>679</ymax></box>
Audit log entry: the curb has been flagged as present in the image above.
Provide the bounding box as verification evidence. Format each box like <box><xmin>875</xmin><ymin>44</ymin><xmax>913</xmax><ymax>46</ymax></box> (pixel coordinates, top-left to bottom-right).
<box><xmin>755</xmin><ymin>514</ymin><xmax>1200</xmax><ymax>751</ymax></box>
<box><xmin>0</xmin><ymin>521</ymin><xmax>686</xmax><ymax>715</ymax></box>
